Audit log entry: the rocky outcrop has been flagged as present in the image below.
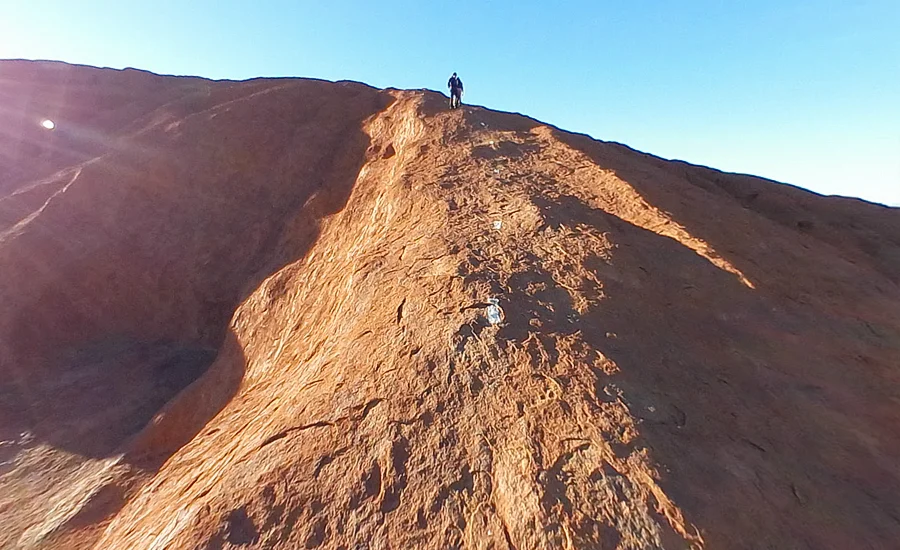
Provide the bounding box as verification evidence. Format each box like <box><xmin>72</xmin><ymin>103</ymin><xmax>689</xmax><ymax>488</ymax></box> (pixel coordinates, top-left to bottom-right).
<box><xmin>1</xmin><ymin>61</ymin><xmax>899</xmax><ymax>549</ymax></box>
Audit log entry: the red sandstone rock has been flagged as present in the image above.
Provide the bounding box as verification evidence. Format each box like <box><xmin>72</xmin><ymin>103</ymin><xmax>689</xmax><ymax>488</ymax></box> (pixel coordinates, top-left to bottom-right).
<box><xmin>1</xmin><ymin>60</ymin><xmax>899</xmax><ymax>549</ymax></box>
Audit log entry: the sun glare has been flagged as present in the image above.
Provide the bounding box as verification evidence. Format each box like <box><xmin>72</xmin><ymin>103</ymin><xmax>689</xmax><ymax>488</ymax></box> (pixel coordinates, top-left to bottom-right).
<box><xmin>41</xmin><ymin>119</ymin><xmax>55</xmax><ymax>130</ymax></box>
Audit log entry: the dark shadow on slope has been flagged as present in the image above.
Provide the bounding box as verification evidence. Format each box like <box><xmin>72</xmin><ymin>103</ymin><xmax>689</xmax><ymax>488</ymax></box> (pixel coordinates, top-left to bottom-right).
<box><xmin>123</xmin><ymin>330</ymin><xmax>247</xmax><ymax>468</ymax></box>
<box><xmin>0</xmin><ymin>79</ymin><xmax>393</xmax><ymax>466</ymax></box>
<box><xmin>0</xmin><ymin>338</ymin><xmax>218</xmax><ymax>458</ymax></box>
<box><xmin>507</xmin><ymin>189</ymin><xmax>900</xmax><ymax>548</ymax></box>
<box><xmin>550</xmin><ymin>130</ymin><xmax>900</xmax><ymax>287</ymax></box>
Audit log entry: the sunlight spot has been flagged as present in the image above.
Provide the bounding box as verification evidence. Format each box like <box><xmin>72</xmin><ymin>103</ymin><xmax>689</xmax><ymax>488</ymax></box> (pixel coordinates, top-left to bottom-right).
<box><xmin>41</xmin><ymin>119</ymin><xmax>55</xmax><ymax>130</ymax></box>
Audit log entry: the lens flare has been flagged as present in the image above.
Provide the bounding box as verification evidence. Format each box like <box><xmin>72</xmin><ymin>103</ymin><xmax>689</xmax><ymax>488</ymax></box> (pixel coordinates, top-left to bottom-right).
<box><xmin>41</xmin><ymin>119</ymin><xmax>55</xmax><ymax>130</ymax></box>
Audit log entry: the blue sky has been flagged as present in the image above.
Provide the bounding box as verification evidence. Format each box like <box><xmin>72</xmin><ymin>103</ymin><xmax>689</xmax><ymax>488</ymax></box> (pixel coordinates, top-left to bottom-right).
<box><xmin>3</xmin><ymin>1</ymin><xmax>898</xmax><ymax>206</ymax></box>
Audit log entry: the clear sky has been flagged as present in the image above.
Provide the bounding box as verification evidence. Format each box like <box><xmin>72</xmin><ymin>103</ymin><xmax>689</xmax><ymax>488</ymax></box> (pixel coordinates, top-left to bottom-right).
<box><xmin>3</xmin><ymin>1</ymin><xmax>898</xmax><ymax>206</ymax></box>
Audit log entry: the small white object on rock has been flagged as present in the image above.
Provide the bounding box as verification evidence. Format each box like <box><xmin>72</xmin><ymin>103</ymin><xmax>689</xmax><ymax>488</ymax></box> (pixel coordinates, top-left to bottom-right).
<box><xmin>492</xmin><ymin>220</ymin><xmax>502</xmax><ymax>230</ymax></box>
<box><xmin>486</xmin><ymin>298</ymin><xmax>502</xmax><ymax>325</ymax></box>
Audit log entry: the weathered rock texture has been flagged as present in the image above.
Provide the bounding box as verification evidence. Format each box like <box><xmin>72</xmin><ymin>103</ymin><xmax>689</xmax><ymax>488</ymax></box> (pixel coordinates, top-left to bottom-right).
<box><xmin>1</xmin><ymin>60</ymin><xmax>899</xmax><ymax>550</ymax></box>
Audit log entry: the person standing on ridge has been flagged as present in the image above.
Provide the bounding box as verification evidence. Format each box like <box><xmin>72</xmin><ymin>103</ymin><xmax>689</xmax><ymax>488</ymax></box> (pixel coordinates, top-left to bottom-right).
<box><xmin>448</xmin><ymin>72</ymin><xmax>464</xmax><ymax>109</ymax></box>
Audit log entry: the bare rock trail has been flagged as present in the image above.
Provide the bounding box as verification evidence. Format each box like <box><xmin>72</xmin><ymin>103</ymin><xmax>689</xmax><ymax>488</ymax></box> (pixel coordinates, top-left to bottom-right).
<box><xmin>1</xmin><ymin>61</ymin><xmax>899</xmax><ymax>549</ymax></box>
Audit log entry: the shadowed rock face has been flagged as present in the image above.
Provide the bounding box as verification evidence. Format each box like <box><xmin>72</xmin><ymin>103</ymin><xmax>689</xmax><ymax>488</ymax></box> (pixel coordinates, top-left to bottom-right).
<box><xmin>1</xmin><ymin>60</ymin><xmax>899</xmax><ymax>550</ymax></box>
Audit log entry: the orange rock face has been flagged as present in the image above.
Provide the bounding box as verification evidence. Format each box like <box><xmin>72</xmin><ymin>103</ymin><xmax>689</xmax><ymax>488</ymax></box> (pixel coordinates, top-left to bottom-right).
<box><xmin>1</xmin><ymin>60</ymin><xmax>899</xmax><ymax>549</ymax></box>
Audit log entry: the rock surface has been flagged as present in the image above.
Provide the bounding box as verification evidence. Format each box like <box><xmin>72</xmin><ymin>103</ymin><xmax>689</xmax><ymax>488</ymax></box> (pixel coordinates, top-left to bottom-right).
<box><xmin>1</xmin><ymin>60</ymin><xmax>899</xmax><ymax>549</ymax></box>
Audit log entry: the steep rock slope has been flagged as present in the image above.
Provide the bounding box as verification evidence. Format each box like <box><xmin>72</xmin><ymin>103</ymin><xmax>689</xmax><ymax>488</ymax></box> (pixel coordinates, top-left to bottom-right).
<box><xmin>1</xmin><ymin>61</ymin><xmax>899</xmax><ymax>549</ymax></box>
